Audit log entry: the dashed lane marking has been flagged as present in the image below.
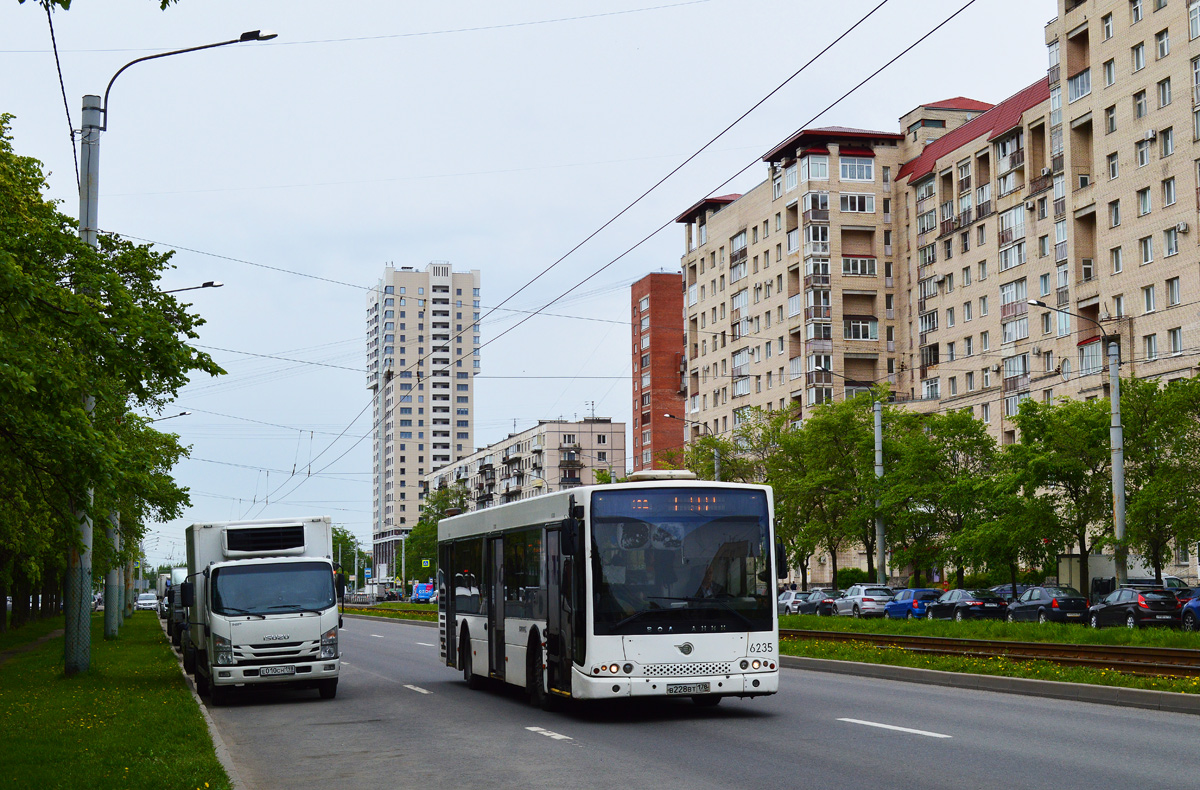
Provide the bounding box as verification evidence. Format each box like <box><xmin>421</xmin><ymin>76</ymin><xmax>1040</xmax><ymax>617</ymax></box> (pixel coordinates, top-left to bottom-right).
<box><xmin>370</xmin><ymin>634</ymin><xmax>385</xmax><ymax>638</ymax></box>
<box><xmin>416</xmin><ymin>642</ymin><xmax>435</xmax><ymax>647</ymax></box>
<box><xmin>404</xmin><ymin>685</ymin><xmax>431</xmax><ymax>695</ymax></box>
<box><xmin>526</xmin><ymin>726</ymin><xmax>573</xmax><ymax>741</ymax></box>
<box><xmin>837</xmin><ymin>718</ymin><xmax>952</xmax><ymax>739</ymax></box>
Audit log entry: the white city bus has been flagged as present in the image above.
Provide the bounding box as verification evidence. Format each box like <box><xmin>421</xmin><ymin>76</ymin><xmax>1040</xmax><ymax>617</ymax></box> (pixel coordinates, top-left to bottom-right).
<box><xmin>437</xmin><ymin>471</ymin><xmax>784</xmax><ymax>707</ymax></box>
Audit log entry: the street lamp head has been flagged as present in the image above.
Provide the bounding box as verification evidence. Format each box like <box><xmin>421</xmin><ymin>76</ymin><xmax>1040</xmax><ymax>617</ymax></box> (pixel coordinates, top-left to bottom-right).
<box><xmin>240</xmin><ymin>30</ymin><xmax>278</xmax><ymax>42</ymax></box>
<box><xmin>202</xmin><ymin>281</ymin><xmax>224</xmax><ymax>289</ymax></box>
<box><xmin>1028</xmin><ymin>299</ymin><xmax>1048</xmax><ymax>308</ymax></box>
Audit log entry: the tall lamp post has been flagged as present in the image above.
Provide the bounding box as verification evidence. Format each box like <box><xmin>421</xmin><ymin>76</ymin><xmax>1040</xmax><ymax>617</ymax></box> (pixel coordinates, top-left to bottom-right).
<box><xmin>663</xmin><ymin>413</ymin><xmax>720</xmax><ymax>481</ymax></box>
<box><xmin>163</xmin><ymin>281</ymin><xmax>223</xmax><ymax>294</ymax></box>
<box><xmin>1029</xmin><ymin>299</ymin><xmax>1126</xmax><ymax>587</ymax></box>
<box><xmin>69</xmin><ymin>29</ymin><xmax>276</xmax><ymax>672</ymax></box>
<box><xmin>816</xmin><ymin>365</ymin><xmax>887</xmax><ymax>584</ymax></box>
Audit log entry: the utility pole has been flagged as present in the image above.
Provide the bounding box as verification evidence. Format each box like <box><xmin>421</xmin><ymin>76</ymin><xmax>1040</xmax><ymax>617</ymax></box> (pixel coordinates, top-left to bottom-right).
<box><xmin>873</xmin><ymin>401</ymin><xmax>886</xmax><ymax>584</ymax></box>
<box><xmin>103</xmin><ymin>513</ymin><xmax>120</xmax><ymax>638</ymax></box>
<box><xmin>1109</xmin><ymin>340</ymin><xmax>1127</xmax><ymax>586</ymax></box>
<box><xmin>401</xmin><ymin>533</ymin><xmax>407</xmax><ymax>595</ymax></box>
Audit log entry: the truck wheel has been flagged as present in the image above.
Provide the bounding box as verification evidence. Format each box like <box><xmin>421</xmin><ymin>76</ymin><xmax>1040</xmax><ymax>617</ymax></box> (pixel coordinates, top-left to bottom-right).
<box><xmin>527</xmin><ymin>634</ymin><xmax>547</xmax><ymax>709</ymax></box>
<box><xmin>172</xmin><ymin>626</ymin><xmax>181</xmax><ymax>648</ymax></box>
<box><xmin>166</xmin><ymin>618</ymin><xmax>173</xmax><ymax>638</ymax></box>
<box><xmin>183</xmin><ymin>642</ymin><xmax>196</xmax><ymax>675</ymax></box>
<box><xmin>318</xmin><ymin>679</ymin><xmax>338</xmax><ymax>700</ymax></box>
<box><xmin>195</xmin><ymin>667</ymin><xmax>210</xmax><ymax>697</ymax></box>
<box><xmin>462</xmin><ymin>629</ymin><xmax>485</xmax><ymax>690</ymax></box>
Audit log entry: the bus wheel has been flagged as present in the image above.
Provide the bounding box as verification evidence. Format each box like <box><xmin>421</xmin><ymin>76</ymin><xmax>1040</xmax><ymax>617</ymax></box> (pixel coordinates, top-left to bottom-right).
<box><xmin>527</xmin><ymin>635</ymin><xmax>547</xmax><ymax>709</ymax></box>
<box><xmin>692</xmin><ymin>695</ymin><xmax>722</xmax><ymax>707</ymax></box>
<box><xmin>462</xmin><ymin>630</ymin><xmax>485</xmax><ymax>690</ymax></box>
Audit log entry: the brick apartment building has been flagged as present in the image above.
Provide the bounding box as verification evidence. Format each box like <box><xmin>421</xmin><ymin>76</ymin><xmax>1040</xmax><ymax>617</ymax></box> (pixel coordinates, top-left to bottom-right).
<box><xmin>630</xmin><ymin>272</ymin><xmax>686</xmax><ymax>471</ymax></box>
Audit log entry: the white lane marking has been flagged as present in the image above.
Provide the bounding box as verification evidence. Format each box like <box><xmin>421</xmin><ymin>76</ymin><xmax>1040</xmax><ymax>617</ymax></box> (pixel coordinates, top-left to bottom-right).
<box><xmin>403</xmin><ymin>684</ymin><xmax>431</xmax><ymax>695</ymax></box>
<box><xmin>837</xmin><ymin>718</ymin><xmax>952</xmax><ymax>739</ymax></box>
<box><xmin>526</xmin><ymin>726</ymin><xmax>572</xmax><ymax>741</ymax></box>
<box><xmin>416</xmin><ymin>642</ymin><xmax>435</xmax><ymax>647</ymax></box>
<box><xmin>370</xmin><ymin>634</ymin><xmax>385</xmax><ymax>638</ymax></box>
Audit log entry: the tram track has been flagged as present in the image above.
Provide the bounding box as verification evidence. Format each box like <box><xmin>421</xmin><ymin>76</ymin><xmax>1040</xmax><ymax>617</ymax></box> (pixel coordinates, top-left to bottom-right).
<box><xmin>780</xmin><ymin>628</ymin><xmax>1200</xmax><ymax>678</ymax></box>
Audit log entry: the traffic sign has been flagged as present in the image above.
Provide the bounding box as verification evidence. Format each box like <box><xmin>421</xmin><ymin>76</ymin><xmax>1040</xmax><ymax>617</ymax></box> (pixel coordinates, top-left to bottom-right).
<box><xmin>134</xmin><ymin>560</ymin><xmax>140</xmax><ymax>569</ymax></box>
<box><xmin>421</xmin><ymin>559</ymin><xmax>430</xmax><ymax>568</ymax></box>
<box><xmin>364</xmin><ymin>567</ymin><xmax>372</xmax><ymax>578</ymax></box>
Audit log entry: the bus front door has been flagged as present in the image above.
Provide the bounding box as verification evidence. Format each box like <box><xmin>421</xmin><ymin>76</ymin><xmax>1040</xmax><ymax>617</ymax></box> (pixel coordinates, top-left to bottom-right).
<box><xmin>545</xmin><ymin>529</ymin><xmax>570</xmax><ymax>695</ymax></box>
<box><xmin>438</xmin><ymin>543</ymin><xmax>454</xmax><ymax>667</ymax></box>
<box><xmin>488</xmin><ymin>536</ymin><xmax>505</xmax><ymax>679</ymax></box>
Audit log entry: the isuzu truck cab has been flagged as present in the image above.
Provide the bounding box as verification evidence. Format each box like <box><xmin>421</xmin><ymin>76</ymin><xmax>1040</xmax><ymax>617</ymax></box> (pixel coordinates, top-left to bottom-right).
<box><xmin>180</xmin><ymin>516</ymin><xmax>341</xmax><ymax>705</ymax></box>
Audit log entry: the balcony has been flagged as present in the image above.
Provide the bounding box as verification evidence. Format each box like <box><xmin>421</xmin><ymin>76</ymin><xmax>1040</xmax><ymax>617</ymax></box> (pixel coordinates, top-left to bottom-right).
<box><xmin>1054</xmin><ymin>241</ymin><xmax>1068</xmax><ymax>262</ymax></box>
<box><xmin>787</xmin><ymin>229</ymin><xmax>800</xmax><ymax>254</ymax></box>
<box><xmin>999</xmin><ymin>148</ymin><xmax>1025</xmax><ymax>174</ymax></box>
<box><xmin>1051</xmin><ymin>154</ymin><xmax>1064</xmax><ymax>173</ymax></box>
<box><xmin>959</xmin><ymin>175</ymin><xmax>972</xmax><ymax>194</ymax></box>
<box><xmin>806</xmin><ymin>370</ymin><xmax>833</xmax><ymax>387</ymax></box>
<box><xmin>559</xmin><ymin>456</ymin><xmax>584</xmax><ymax>469</ymax></box>
<box><xmin>1002</xmin><ymin>373</ymin><xmax>1030</xmax><ymax>394</ymax></box>
<box><xmin>998</xmin><ymin>227</ymin><xmax>1014</xmax><ymax>246</ymax></box>
<box><xmin>1053</xmin><ymin>196</ymin><xmax>1066</xmax><ymax>217</ymax></box>
<box><xmin>957</xmin><ymin>211</ymin><xmax>973</xmax><ymax>228</ymax></box>
<box><xmin>789</xmin><ymin>356</ymin><xmax>804</xmax><ymax>381</ymax></box>
<box><xmin>916</xmin><ymin>194</ymin><xmax>936</xmax><ymax>214</ymax></box>
<box><xmin>805</xmin><ymin>305</ymin><xmax>831</xmax><ymax>321</ymax></box>
<box><xmin>804</xmin><ymin>240</ymin><xmax>830</xmax><ymax>257</ymax></box>
<box><xmin>1048</xmin><ymin>63</ymin><xmax>1060</xmax><ymax>85</ymax></box>
<box><xmin>1000</xmin><ymin>300</ymin><xmax>1028</xmax><ymax>321</ymax></box>
<box><xmin>1056</xmin><ymin>286</ymin><xmax>1070</xmax><ymax>307</ymax></box>
<box><xmin>1028</xmin><ymin>173</ymin><xmax>1052</xmax><ymax>195</ymax></box>
<box><xmin>975</xmin><ymin>201</ymin><xmax>993</xmax><ymax>221</ymax></box>
<box><xmin>807</xmin><ymin>338</ymin><xmax>833</xmax><ymax>353</ymax></box>
<box><xmin>788</xmin><ymin>293</ymin><xmax>804</xmax><ymax>318</ymax></box>
<box><xmin>940</xmin><ymin>217</ymin><xmax>958</xmax><ymax>236</ymax></box>
<box><xmin>803</xmin><ymin>208</ymin><xmax>829</xmax><ymax>223</ymax></box>
<box><xmin>804</xmin><ymin>273</ymin><xmax>830</xmax><ymax>289</ymax></box>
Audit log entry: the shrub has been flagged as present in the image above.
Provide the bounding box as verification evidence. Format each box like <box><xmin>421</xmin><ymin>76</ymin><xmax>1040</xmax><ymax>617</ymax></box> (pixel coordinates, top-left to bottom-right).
<box><xmin>835</xmin><ymin>568</ymin><xmax>870</xmax><ymax>588</ymax></box>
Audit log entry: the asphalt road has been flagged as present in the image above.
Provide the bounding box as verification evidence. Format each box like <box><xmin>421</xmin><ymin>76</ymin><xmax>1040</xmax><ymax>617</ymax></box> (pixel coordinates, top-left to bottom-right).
<box><xmin>206</xmin><ymin>617</ymin><xmax>1196</xmax><ymax>790</ymax></box>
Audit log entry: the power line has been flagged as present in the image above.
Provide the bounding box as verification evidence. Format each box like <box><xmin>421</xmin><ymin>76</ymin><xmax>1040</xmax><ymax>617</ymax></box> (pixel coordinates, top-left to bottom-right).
<box><xmin>41</xmin><ymin>1</ymin><xmax>78</xmax><ymax>191</ymax></box>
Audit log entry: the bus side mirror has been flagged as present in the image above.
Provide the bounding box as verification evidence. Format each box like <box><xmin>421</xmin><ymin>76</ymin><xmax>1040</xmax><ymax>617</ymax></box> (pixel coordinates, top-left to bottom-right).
<box><xmin>775</xmin><ymin>542</ymin><xmax>788</xmax><ymax>580</ymax></box>
<box><xmin>180</xmin><ymin>582</ymin><xmax>194</xmax><ymax>608</ymax></box>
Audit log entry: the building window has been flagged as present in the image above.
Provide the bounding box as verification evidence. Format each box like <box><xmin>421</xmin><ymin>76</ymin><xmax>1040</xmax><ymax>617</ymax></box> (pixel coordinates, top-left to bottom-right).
<box><xmin>1132</xmin><ymin>0</ymin><xmax>1143</xmax><ymax>24</ymax></box>
<box><xmin>1134</xmin><ymin>91</ymin><xmax>1148</xmax><ymax>119</ymax></box>
<box><xmin>1165</xmin><ymin>227</ymin><xmax>1179</xmax><ymax>256</ymax></box>
<box><xmin>1106</xmin><ymin>105</ymin><xmax>1118</xmax><ymax>134</ymax></box>
<box><xmin>1158</xmin><ymin>77</ymin><xmax>1172</xmax><ymax>107</ymax></box>
<box><xmin>1104</xmin><ymin>12</ymin><xmax>1114</xmax><ymax>38</ymax></box>
<box><xmin>1145</xmin><ymin>334</ymin><xmax>1159</xmax><ymax>360</ymax></box>
<box><xmin>1104</xmin><ymin>58</ymin><xmax>1117</xmax><ymax>87</ymax></box>
<box><xmin>839</xmin><ymin>194</ymin><xmax>875</xmax><ymax>212</ymax></box>
<box><xmin>1111</xmin><ymin>246</ymin><xmax>1124</xmax><ymax>273</ymax></box>
<box><xmin>1192</xmin><ymin>0</ymin><xmax>1200</xmax><ymax>39</ymax></box>
<box><xmin>1108</xmin><ymin>152</ymin><xmax>1119</xmax><ymax>179</ymax></box>
<box><xmin>1144</xmin><ymin>284</ymin><xmax>1157</xmax><ymax>312</ymax></box>
<box><xmin>1169</xmin><ymin>327</ymin><xmax>1183</xmax><ymax>354</ymax></box>
<box><xmin>1109</xmin><ymin>199</ymin><xmax>1122</xmax><ymax>227</ymax></box>
<box><xmin>1140</xmin><ymin>236</ymin><xmax>1154</xmax><ymax>264</ymax></box>
<box><xmin>839</xmin><ymin>156</ymin><xmax>874</xmax><ymax>181</ymax></box>
<box><xmin>1161</xmin><ymin>127</ymin><xmax>1175</xmax><ymax>156</ymax></box>
<box><xmin>1163</xmin><ymin>177</ymin><xmax>1177</xmax><ymax>205</ymax></box>
<box><xmin>1156</xmin><ymin>28</ymin><xmax>1170</xmax><ymax>58</ymax></box>
<box><xmin>1133</xmin><ymin>43</ymin><xmax>1146</xmax><ymax>72</ymax></box>
<box><xmin>1168</xmin><ymin>276</ymin><xmax>1181</xmax><ymax>304</ymax></box>
<box><xmin>1138</xmin><ymin>187</ymin><xmax>1152</xmax><ymax>215</ymax></box>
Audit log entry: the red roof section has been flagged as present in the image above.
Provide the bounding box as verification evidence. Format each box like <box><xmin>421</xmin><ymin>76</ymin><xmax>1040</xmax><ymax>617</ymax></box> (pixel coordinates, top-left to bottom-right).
<box><xmin>673</xmin><ymin>193</ymin><xmax>742</xmax><ymax>224</ymax></box>
<box><xmin>896</xmin><ymin>78</ymin><xmax>1050</xmax><ymax>184</ymax></box>
<box><xmin>761</xmin><ymin>126</ymin><xmax>903</xmax><ymax>163</ymax></box>
<box><xmin>922</xmin><ymin>96</ymin><xmax>994</xmax><ymax>112</ymax></box>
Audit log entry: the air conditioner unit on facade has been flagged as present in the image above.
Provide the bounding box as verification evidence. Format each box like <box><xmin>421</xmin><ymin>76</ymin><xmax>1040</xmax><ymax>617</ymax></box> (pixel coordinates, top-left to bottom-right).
<box><xmin>1041</xmin><ymin>167</ymin><xmax>1052</xmax><ymax>176</ymax></box>
<box><xmin>1145</xmin><ymin>129</ymin><xmax>1158</xmax><ymax>140</ymax></box>
<box><xmin>1176</xmin><ymin>221</ymin><xmax>1189</xmax><ymax>233</ymax></box>
<box><xmin>1025</xmin><ymin>201</ymin><xmax>1037</xmax><ymax>210</ymax></box>
<box><xmin>935</xmin><ymin>275</ymin><xmax>946</xmax><ymax>284</ymax></box>
<box><xmin>991</xmin><ymin>364</ymin><xmax>1001</xmax><ymax>372</ymax></box>
<box><xmin>1031</xmin><ymin>346</ymin><xmax>1042</xmax><ymax>356</ymax></box>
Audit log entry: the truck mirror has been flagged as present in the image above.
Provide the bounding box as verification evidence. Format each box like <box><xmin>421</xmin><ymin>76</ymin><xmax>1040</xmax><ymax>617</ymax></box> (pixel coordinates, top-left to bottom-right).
<box><xmin>180</xmin><ymin>581</ymin><xmax>194</xmax><ymax>608</ymax></box>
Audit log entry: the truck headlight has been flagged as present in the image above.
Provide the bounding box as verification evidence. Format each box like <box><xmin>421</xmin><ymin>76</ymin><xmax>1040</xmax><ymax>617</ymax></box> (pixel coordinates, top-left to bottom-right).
<box><xmin>213</xmin><ymin>634</ymin><xmax>235</xmax><ymax>666</ymax></box>
<box><xmin>320</xmin><ymin>625</ymin><xmax>338</xmax><ymax>659</ymax></box>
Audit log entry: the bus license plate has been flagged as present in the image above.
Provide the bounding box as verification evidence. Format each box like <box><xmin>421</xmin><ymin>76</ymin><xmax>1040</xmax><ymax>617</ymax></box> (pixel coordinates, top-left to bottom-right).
<box><xmin>666</xmin><ymin>683</ymin><xmax>709</xmax><ymax>695</ymax></box>
<box><xmin>260</xmin><ymin>665</ymin><xmax>295</xmax><ymax>676</ymax></box>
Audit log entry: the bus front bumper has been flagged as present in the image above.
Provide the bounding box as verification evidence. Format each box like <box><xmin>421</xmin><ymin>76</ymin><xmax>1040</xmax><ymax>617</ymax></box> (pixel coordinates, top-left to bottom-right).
<box><xmin>570</xmin><ymin>669</ymin><xmax>778</xmax><ymax>700</ymax></box>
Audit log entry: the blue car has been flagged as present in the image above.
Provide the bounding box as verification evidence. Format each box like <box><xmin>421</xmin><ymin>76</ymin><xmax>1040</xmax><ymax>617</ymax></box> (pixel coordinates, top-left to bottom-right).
<box><xmin>885</xmin><ymin>588</ymin><xmax>943</xmax><ymax>619</ymax></box>
<box><xmin>1182</xmin><ymin>597</ymin><xmax>1200</xmax><ymax>632</ymax></box>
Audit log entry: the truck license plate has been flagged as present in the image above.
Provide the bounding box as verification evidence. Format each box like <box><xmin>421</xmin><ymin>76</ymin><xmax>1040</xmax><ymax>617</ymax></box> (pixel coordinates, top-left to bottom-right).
<box><xmin>260</xmin><ymin>665</ymin><xmax>295</xmax><ymax>676</ymax></box>
<box><xmin>666</xmin><ymin>683</ymin><xmax>709</xmax><ymax>695</ymax></box>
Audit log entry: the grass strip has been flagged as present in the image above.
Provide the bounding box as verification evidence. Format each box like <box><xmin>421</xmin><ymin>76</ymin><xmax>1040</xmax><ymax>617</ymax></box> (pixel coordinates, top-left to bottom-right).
<box><xmin>0</xmin><ymin>612</ymin><xmax>230</xmax><ymax>790</ymax></box>
<box><xmin>367</xmin><ymin>602</ymin><xmax>438</xmax><ymax>611</ymax></box>
<box><xmin>779</xmin><ymin>612</ymin><xmax>1200</xmax><ymax>648</ymax></box>
<box><xmin>0</xmin><ymin>616</ymin><xmax>65</xmax><ymax>655</ymax></box>
<box><xmin>345</xmin><ymin>607</ymin><xmax>438</xmax><ymax>622</ymax></box>
<box><xmin>780</xmin><ymin>636</ymin><xmax>1200</xmax><ymax>695</ymax></box>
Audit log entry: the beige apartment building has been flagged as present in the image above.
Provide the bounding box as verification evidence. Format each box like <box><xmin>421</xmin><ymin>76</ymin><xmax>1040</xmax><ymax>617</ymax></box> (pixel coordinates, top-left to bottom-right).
<box><xmin>426</xmin><ymin>418</ymin><xmax>626</xmax><ymax>513</ymax></box>
<box><xmin>674</xmin><ymin>0</ymin><xmax>1200</xmax><ymax>581</ymax></box>
<box><xmin>367</xmin><ymin>262</ymin><xmax>482</xmax><ymax>577</ymax></box>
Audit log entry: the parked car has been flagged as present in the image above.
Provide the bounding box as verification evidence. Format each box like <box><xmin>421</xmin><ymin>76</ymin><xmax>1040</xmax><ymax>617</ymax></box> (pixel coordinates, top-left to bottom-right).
<box><xmin>926</xmin><ymin>588</ymin><xmax>1008</xmax><ymax>621</ymax></box>
<box><xmin>134</xmin><ymin>592</ymin><xmax>159</xmax><ymax>611</ymax></box>
<box><xmin>1005</xmin><ymin>585</ymin><xmax>1089</xmax><ymax>624</ymax></box>
<box><xmin>798</xmin><ymin>589</ymin><xmax>843</xmax><ymax>616</ymax></box>
<box><xmin>1088</xmin><ymin>587</ymin><xmax>1181</xmax><ymax>629</ymax></box>
<box><xmin>777</xmin><ymin>590</ymin><xmax>806</xmax><ymax>615</ymax></box>
<box><xmin>989</xmin><ymin>583</ymin><xmax>1031</xmax><ymax>602</ymax></box>
<box><xmin>833</xmin><ymin>585</ymin><xmax>894</xmax><ymax>618</ymax></box>
<box><xmin>885</xmin><ymin>588</ymin><xmax>942</xmax><ymax>619</ymax></box>
<box><xmin>1181</xmin><ymin>597</ymin><xmax>1200</xmax><ymax>632</ymax></box>
<box><xmin>1124</xmin><ymin>577</ymin><xmax>1195</xmax><ymax>604</ymax></box>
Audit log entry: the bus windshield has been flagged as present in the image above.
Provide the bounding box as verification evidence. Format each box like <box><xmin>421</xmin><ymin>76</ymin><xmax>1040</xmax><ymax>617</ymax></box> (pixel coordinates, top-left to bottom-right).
<box><xmin>211</xmin><ymin>561</ymin><xmax>335</xmax><ymax>616</ymax></box>
<box><xmin>590</xmin><ymin>487</ymin><xmax>773</xmax><ymax>635</ymax></box>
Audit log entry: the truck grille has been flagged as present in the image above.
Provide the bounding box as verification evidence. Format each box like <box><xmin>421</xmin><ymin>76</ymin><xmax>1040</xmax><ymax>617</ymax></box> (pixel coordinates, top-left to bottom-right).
<box><xmin>234</xmin><ymin>640</ymin><xmax>319</xmax><ymax>666</ymax></box>
<box><xmin>643</xmin><ymin>662</ymin><xmax>731</xmax><ymax>677</ymax></box>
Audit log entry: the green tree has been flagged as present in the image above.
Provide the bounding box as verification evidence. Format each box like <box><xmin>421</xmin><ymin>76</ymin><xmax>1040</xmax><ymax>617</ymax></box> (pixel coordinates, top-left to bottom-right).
<box><xmin>1121</xmin><ymin>376</ymin><xmax>1200</xmax><ymax>582</ymax></box>
<box><xmin>1010</xmin><ymin>397</ymin><xmax>1111</xmax><ymax>592</ymax></box>
<box><xmin>402</xmin><ymin>484</ymin><xmax>470</xmax><ymax>588</ymax></box>
<box><xmin>331</xmin><ymin>525</ymin><xmax>369</xmax><ymax>588</ymax></box>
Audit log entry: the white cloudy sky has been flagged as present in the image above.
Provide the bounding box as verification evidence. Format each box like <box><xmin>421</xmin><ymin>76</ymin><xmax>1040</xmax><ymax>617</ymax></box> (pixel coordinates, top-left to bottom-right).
<box><xmin>2</xmin><ymin>0</ymin><xmax>1050</xmax><ymax>564</ymax></box>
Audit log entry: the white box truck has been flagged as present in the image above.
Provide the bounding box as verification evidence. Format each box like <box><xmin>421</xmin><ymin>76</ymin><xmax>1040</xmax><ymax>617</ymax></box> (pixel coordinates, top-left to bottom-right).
<box><xmin>180</xmin><ymin>516</ymin><xmax>341</xmax><ymax>705</ymax></box>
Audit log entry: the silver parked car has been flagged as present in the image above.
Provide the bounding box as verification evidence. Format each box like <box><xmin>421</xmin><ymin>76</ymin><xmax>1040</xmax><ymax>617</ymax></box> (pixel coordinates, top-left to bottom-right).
<box><xmin>135</xmin><ymin>592</ymin><xmax>159</xmax><ymax>611</ymax></box>
<box><xmin>777</xmin><ymin>589</ymin><xmax>806</xmax><ymax>615</ymax></box>
<box><xmin>832</xmin><ymin>584</ymin><xmax>895</xmax><ymax>618</ymax></box>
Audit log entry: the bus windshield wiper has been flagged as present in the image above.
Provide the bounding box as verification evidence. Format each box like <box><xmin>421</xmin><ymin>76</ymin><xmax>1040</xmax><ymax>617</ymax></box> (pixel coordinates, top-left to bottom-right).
<box><xmin>649</xmin><ymin>596</ymin><xmax>756</xmax><ymax>628</ymax></box>
<box><xmin>608</xmin><ymin>609</ymin><xmax>658</xmax><ymax>631</ymax></box>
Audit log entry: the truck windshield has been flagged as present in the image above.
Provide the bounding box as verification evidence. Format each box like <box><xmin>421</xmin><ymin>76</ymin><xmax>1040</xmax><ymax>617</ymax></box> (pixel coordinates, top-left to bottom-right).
<box><xmin>590</xmin><ymin>487</ymin><xmax>773</xmax><ymax>635</ymax></box>
<box><xmin>211</xmin><ymin>561</ymin><xmax>335</xmax><ymax>616</ymax></box>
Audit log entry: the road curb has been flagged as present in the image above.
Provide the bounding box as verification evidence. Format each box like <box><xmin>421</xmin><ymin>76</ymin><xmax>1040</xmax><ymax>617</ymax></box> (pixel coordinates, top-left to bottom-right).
<box><xmin>160</xmin><ymin>621</ymin><xmax>251</xmax><ymax>790</ymax></box>
<box><xmin>779</xmin><ymin>654</ymin><xmax>1200</xmax><ymax>716</ymax></box>
<box><xmin>343</xmin><ymin>612</ymin><xmax>437</xmax><ymax>628</ymax></box>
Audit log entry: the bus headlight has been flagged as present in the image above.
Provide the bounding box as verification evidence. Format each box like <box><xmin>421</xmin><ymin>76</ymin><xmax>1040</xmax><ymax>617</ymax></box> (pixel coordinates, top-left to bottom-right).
<box><xmin>320</xmin><ymin>626</ymin><xmax>338</xmax><ymax>659</ymax></box>
<box><xmin>213</xmin><ymin>634</ymin><xmax>234</xmax><ymax>666</ymax></box>
<box><xmin>751</xmin><ymin>659</ymin><xmax>761</xmax><ymax>670</ymax></box>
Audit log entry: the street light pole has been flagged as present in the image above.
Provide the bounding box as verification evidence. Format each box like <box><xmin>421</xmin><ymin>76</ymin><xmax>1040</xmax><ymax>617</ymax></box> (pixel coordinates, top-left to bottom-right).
<box><xmin>67</xmin><ymin>29</ymin><xmax>277</xmax><ymax>674</ymax></box>
<box><xmin>663</xmin><ymin>413</ymin><xmax>719</xmax><ymax>481</ymax></box>
<box><xmin>162</xmin><ymin>281</ymin><xmax>223</xmax><ymax>294</ymax></box>
<box><xmin>1028</xmin><ymin>299</ymin><xmax>1126</xmax><ymax>586</ymax></box>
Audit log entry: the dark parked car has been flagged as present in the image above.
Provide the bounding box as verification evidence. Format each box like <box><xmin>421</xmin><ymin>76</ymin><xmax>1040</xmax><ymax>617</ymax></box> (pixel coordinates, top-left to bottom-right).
<box><xmin>1181</xmin><ymin>597</ymin><xmax>1200</xmax><ymax>632</ymax></box>
<box><xmin>990</xmin><ymin>583</ymin><xmax>1031</xmax><ymax>602</ymax></box>
<box><xmin>885</xmin><ymin>588</ymin><xmax>942</xmax><ymax>619</ymax></box>
<box><xmin>796</xmin><ymin>589</ymin><xmax>843</xmax><ymax>616</ymax></box>
<box><xmin>926</xmin><ymin>589</ymin><xmax>1008</xmax><ymax>621</ymax></box>
<box><xmin>1088</xmin><ymin>588</ymin><xmax>1181</xmax><ymax>629</ymax></box>
<box><xmin>1006</xmin><ymin>585</ymin><xmax>1089</xmax><ymax>624</ymax></box>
